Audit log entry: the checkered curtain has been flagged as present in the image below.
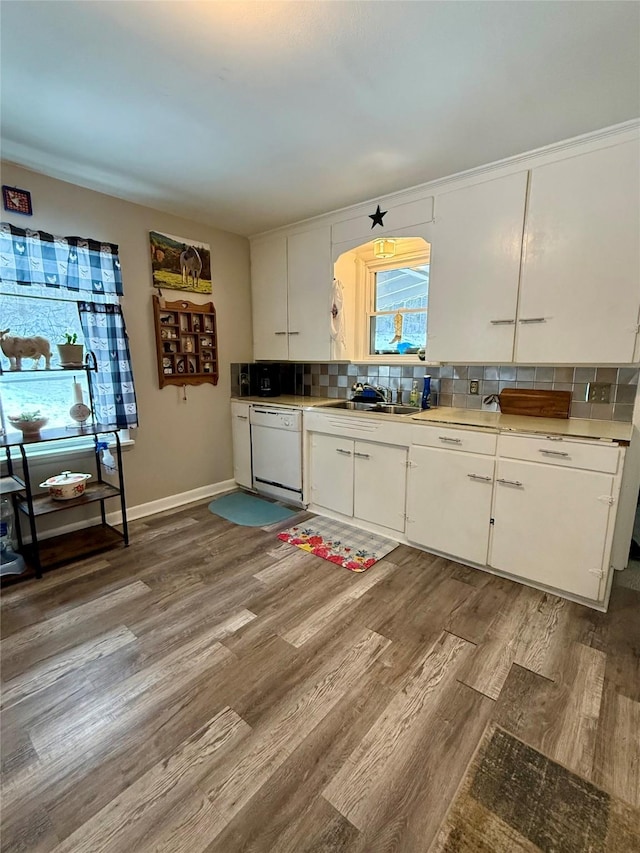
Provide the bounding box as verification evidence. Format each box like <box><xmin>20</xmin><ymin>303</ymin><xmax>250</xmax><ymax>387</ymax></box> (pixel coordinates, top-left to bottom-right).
<box><xmin>78</xmin><ymin>302</ymin><xmax>138</xmax><ymax>429</ymax></box>
<box><xmin>0</xmin><ymin>222</ymin><xmax>123</xmax><ymax>296</ymax></box>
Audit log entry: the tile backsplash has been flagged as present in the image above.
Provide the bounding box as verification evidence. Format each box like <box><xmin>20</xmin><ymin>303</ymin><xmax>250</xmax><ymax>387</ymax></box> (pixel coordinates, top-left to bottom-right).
<box><xmin>231</xmin><ymin>363</ymin><xmax>638</xmax><ymax>422</ymax></box>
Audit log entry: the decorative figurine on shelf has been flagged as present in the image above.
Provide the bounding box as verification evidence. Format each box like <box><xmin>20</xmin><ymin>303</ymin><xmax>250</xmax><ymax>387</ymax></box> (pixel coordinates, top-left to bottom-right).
<box><xmin>0</xmin><ymin>329</ymin><xmax>52</xmax><ymax>371</ymax></box>
<box><xmin>69</xmin><ymin>378</ymin><xmax>91</xmax><ymax>427</ymax></box>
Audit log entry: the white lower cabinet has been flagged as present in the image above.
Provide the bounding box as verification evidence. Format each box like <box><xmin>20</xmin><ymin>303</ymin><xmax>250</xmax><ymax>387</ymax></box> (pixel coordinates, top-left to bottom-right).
<box><xmin>231</xmin><ymin>402</ymin><xmax>252</xmax><ymax>488</ymax></box>
<box><xmin>488</xmin><ymin>458</ymin><xmax>614</xmax><ymax>601</ymax></box>
<box><xmin>309</xmin><ymin>433</ymin><xmax>354</xmax><ymax>517</ymax></box>
<box><xmin>309</xmin><ymin>433</ymin><xmax>407</xmax><ymax>532</ymax></box>
<box><xmin>305</xmin><ymin>417</ymin><xmax>624</xmax><ymax>608</ymax></box>
<box><xmin>406</xmin><ymin>446</ymin><xmax>495</xmax><ymax>565</ymax></box>
<box><xmin>354</xmin><ymin>441</ymin><xmax>407</xmax><ymax>532</ymax></box>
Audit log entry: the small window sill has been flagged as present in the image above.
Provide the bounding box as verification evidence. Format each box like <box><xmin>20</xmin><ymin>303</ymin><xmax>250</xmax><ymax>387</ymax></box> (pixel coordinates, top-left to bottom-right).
<box><xmin>5</xmin><ymin>432</ymin><xmax>134</xmax><ymax>462</ymax></box>
<box><xmin>353</xmin><ymin>355</ymin><xmax>441</xmax><ymax>366</ymax></box>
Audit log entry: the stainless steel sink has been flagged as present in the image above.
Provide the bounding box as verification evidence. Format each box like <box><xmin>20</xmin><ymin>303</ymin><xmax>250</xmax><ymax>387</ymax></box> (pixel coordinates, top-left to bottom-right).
<box><xmin>324</xmin><ymin>401</ymin><xmax>421</xmax><ymax>416</ymax></box>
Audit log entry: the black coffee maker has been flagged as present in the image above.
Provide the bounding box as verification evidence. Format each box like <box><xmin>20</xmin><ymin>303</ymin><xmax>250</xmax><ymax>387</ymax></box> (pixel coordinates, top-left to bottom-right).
<box><xmin>252</xmin><ymin>363</ymin><xmax>281</xmax><ymax>397</ymax></box>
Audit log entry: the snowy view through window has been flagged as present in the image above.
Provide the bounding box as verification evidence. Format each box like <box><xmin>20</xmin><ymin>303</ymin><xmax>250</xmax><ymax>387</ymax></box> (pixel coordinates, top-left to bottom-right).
<box><xmin>1</xmin><ymin>295</ymin><xmax>89</xmax><ymax>431</ymax></box>
<box><xmin>370</xmin><ymin>264</ymin><xmax>429</xmax><ymax>355</ymax></box>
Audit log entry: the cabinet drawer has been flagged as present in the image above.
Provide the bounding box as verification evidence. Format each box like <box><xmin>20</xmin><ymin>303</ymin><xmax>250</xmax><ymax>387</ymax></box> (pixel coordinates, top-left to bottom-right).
<box><xmin>411</xmin><ymin>425</ymin><xmax>497</xmax><ymax>455</ymax></box>
<box><xmin>231</xmin><ymin>401</ymin><xmax>250</xmax><ymax>420</ymax></box>
<box><xmin>497</xmin><ymin>433</ymin><xmax>620</xmax><ymax>474</ymax></box>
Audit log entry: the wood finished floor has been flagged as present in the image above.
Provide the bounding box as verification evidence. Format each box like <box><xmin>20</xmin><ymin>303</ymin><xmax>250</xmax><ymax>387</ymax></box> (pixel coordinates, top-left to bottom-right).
<box><xmin>1</xmin><ymin>501</ymin><xmax>639</xmax><ymax>852</ymax></box>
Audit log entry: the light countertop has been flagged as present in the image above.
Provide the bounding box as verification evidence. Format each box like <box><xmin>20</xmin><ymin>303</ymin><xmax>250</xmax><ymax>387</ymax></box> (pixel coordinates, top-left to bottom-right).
<box><xmin>231</xmin><ymin>395</ymin><xmax>336</xmax><ymax>408</ymax></box>
<box><xmin>231</xmin><ymin>397</ymin><xmax>632</xmax><ymax>442</ymax></box>
<box><xmin>410</xmin><ymin>407</ymin><xmax>633</xmax><ymax>442</ymax></box>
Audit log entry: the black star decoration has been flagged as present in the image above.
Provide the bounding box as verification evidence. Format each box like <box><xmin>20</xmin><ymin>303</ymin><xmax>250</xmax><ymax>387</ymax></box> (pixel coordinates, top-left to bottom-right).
<box><xmin>369</xmin><ymin>204</ymin><xmax>387</xmax><ymax>229</ymax></box>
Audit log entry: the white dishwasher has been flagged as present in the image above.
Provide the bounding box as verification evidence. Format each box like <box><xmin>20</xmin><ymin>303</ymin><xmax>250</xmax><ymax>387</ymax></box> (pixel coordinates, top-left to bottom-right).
<box><xmin>250</xmin><ymin>406</ymin><xmax>303</xmax><ymax>505</ymax></box>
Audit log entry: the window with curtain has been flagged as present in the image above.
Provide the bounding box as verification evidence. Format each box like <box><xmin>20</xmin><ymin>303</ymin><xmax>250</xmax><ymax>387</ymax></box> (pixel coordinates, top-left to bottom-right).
<box><xmin>0</xmin><ymin>223</ymin><xmax>138</xmax><ymax>431</ymax></box>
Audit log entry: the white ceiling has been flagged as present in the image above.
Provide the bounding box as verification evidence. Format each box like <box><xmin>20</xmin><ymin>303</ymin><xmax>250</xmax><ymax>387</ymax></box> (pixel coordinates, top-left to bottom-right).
<box><xmin>1</xmin><ymin>1</ymin><xmax>639</xmax><ymax>236</ymax></box>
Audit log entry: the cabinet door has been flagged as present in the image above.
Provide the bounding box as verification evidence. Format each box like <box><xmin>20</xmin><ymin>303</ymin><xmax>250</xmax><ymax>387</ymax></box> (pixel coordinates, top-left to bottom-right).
<box><xmin>309</xmin><ymin>433</ymin><xmax>354</xmax><ymax>516</ymax></box>
<box><xmin>251</xmin><ymin>236</ymin><xmax>289</xmax><ymax>360</ymax></box>
<box><xmin>489</xmin><ymin>459</ymin><xmax>613</xmax><ymax>600</ymax></box>
<box><xmin>287</xmin><ymin>227</ymin><xmax>332</xmax><ymax>361</ymax></box>
<box><xmin>354</xmin><ymin>441</ymin><xmax>407</xmax><ymax>532</ymax></box>
<box><xmin>406</xmin><ymin>446</ymin><xmax>495</xmax><ymax>564</ymax></box>
<box><xmin>517</xmin><ymin>142</ymin><xmax>640</xmax><ymax>363</ymax></box>
<box><xmin>427</xmin><ymin>172</ymin><xmax>528</xmax><ymax>363</ymax></box>
<box><xmin>231</xmin><ymin>403</ymin><xmax>252</xmax><ymax>488</ymax></box>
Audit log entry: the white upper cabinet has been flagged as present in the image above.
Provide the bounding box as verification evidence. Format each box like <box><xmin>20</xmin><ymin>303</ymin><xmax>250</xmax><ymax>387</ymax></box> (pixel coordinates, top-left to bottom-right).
<box><xmin>426</xmin><ymin>172</ymin><xmax>528</xmax><ymax>363</ymax></box>
<box><xmin>251</xmin><ymin>128</ymin><xmax>639</xmax><ymax>365</ymax></box>
<box><xmin>251</xmin><ymin>236</ymin><xmax>288</xmax><ymax>361</ymax></box>
<box><xmin>287</xmin><ymin>227</ymin><xmax>332</xmax><ymax>361</ymax></box>
<box><xmin>251</xmin><ymin>227</ymin><xmax>332</xmax><ymax>361</ymax></box>
<box><xmin>331</xmin><ymin>197</ymin><xmax>434</xmax><ymax>247</ymax></box>
<box><xmin>516</xmin><ymin>142</ymin><xmax>640</xmax><ymax>364</ymax></box>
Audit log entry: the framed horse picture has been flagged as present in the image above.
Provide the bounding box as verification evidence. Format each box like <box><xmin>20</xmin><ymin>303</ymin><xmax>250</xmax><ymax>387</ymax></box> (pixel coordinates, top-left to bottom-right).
<box><xmin>149</xmin><ymin>231</ymin><xmax>212</xmax><ymax>294</ymax></box>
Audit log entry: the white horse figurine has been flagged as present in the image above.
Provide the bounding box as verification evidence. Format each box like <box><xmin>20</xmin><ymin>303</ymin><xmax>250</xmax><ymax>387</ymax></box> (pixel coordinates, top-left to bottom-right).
<box><xmin>180</xmin><ymin>245</ymin><xmax>202</xmax><ymax>289</ymax></box>
<box><xmin>0</xmin><ymin>329</ymin><xmax>52</xmax><ymax>371</ymax></box>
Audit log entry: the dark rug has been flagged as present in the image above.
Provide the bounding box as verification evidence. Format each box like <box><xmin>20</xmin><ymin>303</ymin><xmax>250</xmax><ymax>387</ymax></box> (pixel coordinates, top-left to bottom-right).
<box><xmin>432</xmin><ymin>724</ymin><xmax>640</xmax><ymax>853</ymax></box>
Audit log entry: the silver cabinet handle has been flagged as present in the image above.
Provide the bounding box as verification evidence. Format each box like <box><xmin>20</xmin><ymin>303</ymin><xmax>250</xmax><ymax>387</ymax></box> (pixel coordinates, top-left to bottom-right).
<box><xmin>497</xmin><ymin>478</ymin><xmax>523</xmax><ymax>487</ymax></box>
<box><xmin>439</xmin><ymin>436</ymin><xmax>462</xmax><ymax>444</ymax></box>
<box><xmin>335</xmin><ymin>448</ymin><xmax>352</xmax><ymax>455</ymax></box>
<box><xmin>236</xmin><ymin>414</ymin><xmax>248</xmax><ymax>420</ymax></box>
<box><xmin>539</xmin><ymin>449</ymin><xmax>569</xmax><ymax>457</ymax></box>
<box><xmin>467</xmin><ymin>473</ymin><xmax>492</xmax><ymax>482</ymax></box>
<box><xmin>354</xmin><ymin>452</ymin><xmax>370</xmax><ymax>459</ymax></box>
<box><xmin>518</xmin><ymin>317</ymin><xmax>546</xmax><ymax>324</ymax></box>
<box><xmin>287</xmin><ymin>331</ymin><xmax>300</xmax><ymax>335</ymax></box>
<box><xmin>274</xmin><ymin>331</ymin><xmax>287</xmax><ymax>335</ymax></box>
<box><xmin>490</xmin><ymin>319</ymin><xmax>516</xmax><ymax>325</ymax></box>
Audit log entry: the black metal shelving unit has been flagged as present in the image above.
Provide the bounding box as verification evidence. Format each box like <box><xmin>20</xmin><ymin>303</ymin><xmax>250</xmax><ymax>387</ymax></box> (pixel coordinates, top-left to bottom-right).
<box><xmin>0</xmin><ymin>354</ymin><xmax>129</xmax><ymax>580</ymax></box>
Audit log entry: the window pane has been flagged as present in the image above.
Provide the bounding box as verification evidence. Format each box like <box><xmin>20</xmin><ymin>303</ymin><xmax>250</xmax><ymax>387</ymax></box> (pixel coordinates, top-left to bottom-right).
<box><xmin>369</xmin><ymin>312</ymin><xmax>427</xmax><ymax>355</ymax></box>
<box><xmin>2</xmin><ymin>372</ymin><xmax>90</xmax><ymax>431</ymax></box>
<box><xmin>0</xmin><ymin>295</ymin><xmax>88</xmax><ymax>431</ymax></box>
<box><xmin>374</xmin><ymin>265</ymin><xmax>429</xmax><ymax>312</ymax></box>
<box><xmin>1</xmin><ymin>295</ymin><xmax>83</xmax><ymax>355</ymax></box>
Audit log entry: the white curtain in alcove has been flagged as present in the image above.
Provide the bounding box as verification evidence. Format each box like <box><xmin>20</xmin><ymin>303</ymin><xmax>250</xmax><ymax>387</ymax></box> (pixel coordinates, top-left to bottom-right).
<box><xmin>330</xmin><ymin>278</ymin><xmax>346</xmax><ymax>360</ymax></box>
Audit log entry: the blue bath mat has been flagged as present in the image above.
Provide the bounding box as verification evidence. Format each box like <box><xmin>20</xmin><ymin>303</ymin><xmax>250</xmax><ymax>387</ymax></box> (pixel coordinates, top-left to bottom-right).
<box><xmin>208</xmin><ymin>491</ymin><xmax>297</xmax><ymax>526</ymax></box>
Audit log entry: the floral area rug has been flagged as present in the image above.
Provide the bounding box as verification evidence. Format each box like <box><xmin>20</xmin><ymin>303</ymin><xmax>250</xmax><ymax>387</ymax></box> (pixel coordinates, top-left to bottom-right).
<box><xmin>277</xmin><ymin>516</ymin><xmax>398</xmax><ymax>572</ymax></box>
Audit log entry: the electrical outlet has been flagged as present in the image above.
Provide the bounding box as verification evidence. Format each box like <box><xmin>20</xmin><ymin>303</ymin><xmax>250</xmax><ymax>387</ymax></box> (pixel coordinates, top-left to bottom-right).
<box><xmin>586</xmin><ymin>382</ymin><xmax>612</xmax><ymax>404</ymax></box>
<box><xmin>469</xmin><ymin>380</ymin><xmax>480</xmax><ymax>395</ymax></box>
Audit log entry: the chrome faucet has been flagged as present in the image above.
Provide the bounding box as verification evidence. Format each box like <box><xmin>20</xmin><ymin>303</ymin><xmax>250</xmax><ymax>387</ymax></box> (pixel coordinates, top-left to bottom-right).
<box><xmin>351</xmin><ymin>382</ymin><xmax>388</xmax><ymax>402</ymax></box>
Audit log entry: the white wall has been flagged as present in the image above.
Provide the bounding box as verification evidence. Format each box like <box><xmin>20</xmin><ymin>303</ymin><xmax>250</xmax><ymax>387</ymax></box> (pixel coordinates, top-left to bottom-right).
<box><xmin>1</xmin><ymin>162</ymin><xmax>252</xmax><ymax>509</ymax></box>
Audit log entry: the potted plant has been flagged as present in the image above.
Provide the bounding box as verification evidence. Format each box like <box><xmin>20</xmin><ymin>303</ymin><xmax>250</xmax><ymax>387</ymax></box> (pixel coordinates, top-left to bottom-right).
<box><xmin>57</xmin><ymin>333</ymin><xmax>84</xmax><ymax>367</ymax></box>
<box><xmin>8</xmin><ymin>409</ymin><xmax>48</xmax><ymax>437</ymax></box>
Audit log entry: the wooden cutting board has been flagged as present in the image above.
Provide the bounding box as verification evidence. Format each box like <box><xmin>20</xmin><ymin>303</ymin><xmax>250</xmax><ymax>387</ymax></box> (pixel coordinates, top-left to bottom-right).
<box><xmin>498</xmin><ymin>388</ymin><xmax>572</xmax><ymax>419</ymax></box>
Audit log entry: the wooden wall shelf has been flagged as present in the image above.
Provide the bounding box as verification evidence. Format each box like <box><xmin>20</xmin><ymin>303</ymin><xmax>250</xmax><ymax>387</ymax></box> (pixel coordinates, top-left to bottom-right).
<box><xmin>152</xmin><ymin>296</ymin><xmax>219</xmax><ymax>388</ymax></box>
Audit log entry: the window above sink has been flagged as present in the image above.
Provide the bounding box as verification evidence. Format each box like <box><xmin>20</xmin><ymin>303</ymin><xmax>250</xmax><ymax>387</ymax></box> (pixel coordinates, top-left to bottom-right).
<box><xmin>369</xmin><ymin>260</ymin><xmax>429</xmax><ymax>357</ymax></box>
<box><xmin>334</xmin><ymin>236</ymin><xmax>431</xmax><ymax>363</ymax></box>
